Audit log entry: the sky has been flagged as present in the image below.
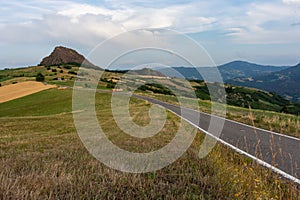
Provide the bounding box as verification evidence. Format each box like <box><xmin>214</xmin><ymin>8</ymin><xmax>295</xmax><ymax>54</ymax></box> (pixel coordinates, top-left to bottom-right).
<box><xmin>0</xmin><ymin>0</ymin><xmax>300</xmax><ymax>68</ymax></box>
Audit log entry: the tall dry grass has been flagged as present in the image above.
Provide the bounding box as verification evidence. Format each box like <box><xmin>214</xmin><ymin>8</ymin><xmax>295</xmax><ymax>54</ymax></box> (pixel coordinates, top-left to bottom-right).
<box><xmin>0</xmin><ymin>93</ymin><xmax>299</xmax><ymax>199</ymax></box>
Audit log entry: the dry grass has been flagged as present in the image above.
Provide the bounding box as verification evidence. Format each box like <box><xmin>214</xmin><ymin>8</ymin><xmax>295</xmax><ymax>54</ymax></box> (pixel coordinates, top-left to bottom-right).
<box><xmin>0</xmin><ymin>92</ymin><xmax>299</xmax><ymax>199</ymax></box>
<box><xmin>0</xmin><ymin>81</ymin><xmax>56</xmax><ymax>103</ymax></box>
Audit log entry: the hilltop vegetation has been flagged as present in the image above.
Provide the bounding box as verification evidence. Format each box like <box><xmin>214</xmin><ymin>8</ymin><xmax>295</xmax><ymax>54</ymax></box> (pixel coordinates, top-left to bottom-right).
<box><xmin>0</xmin><ymin>64</ymin><xmax>81</xmax><ymax>87</ymax></box>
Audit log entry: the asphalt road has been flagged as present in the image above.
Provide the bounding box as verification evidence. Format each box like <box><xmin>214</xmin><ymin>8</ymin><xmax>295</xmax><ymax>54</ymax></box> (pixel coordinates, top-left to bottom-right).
<box><xmin>132</xmin><ymin>94</ymin><xmax>300</xmax><ymax>184</ymax></box>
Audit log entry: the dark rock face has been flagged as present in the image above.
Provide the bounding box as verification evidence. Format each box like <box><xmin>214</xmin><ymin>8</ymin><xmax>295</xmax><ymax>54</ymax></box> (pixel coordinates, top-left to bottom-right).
<box><xmin>40</xmin><ymin>46</ymin><xmax>89</xmax><ymax>66</ymax></box>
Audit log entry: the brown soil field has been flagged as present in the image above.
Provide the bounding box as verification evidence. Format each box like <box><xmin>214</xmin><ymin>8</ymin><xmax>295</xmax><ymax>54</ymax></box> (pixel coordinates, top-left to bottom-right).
<box><xmin>0</xmin><ymin>81</ymin><xmax>56</xmax><ymax>103</ymax></box>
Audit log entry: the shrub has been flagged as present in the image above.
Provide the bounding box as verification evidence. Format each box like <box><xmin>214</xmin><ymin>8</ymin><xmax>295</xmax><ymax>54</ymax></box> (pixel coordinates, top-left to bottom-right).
<box><xmin>36</xmin><ymin>73</ymin><xmax>45</xmax><ymax>82</ymax></box>
<box><xmin>52</xmin><ymin>69</ymin><xmax>57</xmax><ymax>72</ymax></box>
<box><xmin>63</xmin><ymin>65</ymin><xmax>72</xmax><ymax>69</ymax></box>
<box><xmin>68</xmin><ymin>71</ymin><xmax>77</xmax><ymax>75</ymax></box>
<box><xmin>106</xmin><ymin>83</ymin><xmax>116</xmax><ymax>88</ymax></box>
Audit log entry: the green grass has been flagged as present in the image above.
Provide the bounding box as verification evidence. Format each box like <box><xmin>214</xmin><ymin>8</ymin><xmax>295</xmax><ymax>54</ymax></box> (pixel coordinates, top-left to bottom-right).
<box><xmin>0</xmin><ymin>88</ymin><xmax>72</xmax><ymax>117</ymax></box>
<box><xmin>0</xmin><ymin>89</ymin><xmax>299</xmax><ymax>199</ymax></box>
<box><xmin>48</xmin><ymin>80</ymin><xmax>75</xmax><ymax>87</ymax></box>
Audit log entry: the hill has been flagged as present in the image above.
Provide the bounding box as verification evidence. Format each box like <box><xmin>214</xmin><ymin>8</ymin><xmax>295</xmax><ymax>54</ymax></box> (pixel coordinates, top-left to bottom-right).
<box><xmin>228</xmin><ymin>63</ymin><xmax>300</xmax><ymax>102</ymax></box>
<box><xmin>157</xmin><ymin>61</ymin><xmax>288</xmax><ymax>81</ymax></box>
<box><xmin>127</xmin><ymin>68</ymin><xmax>166</xmax><ymax>77</ymax></box>
<box><xmin>218</xmin><ymin>61</ymin><xmax>288</xmax><ymax>80</ymax></box>
<box><xmin>39</xmin><ymin>46</ymin><xmax>96</xmax><ymax>68</ymax></box>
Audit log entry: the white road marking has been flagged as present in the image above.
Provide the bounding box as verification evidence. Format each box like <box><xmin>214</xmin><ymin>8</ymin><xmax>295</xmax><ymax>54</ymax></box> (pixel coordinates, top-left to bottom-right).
<box><xmin>151</xmin><ymin>101</ymin><xmax>300</xmax><ymax>185</ymax></box>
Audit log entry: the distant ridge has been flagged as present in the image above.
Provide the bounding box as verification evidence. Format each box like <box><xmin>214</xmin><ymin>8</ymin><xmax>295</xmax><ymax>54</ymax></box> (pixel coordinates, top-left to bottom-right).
<box><xmin>39</xmin><ymin>46</ymin><xmax>96</xmax><ymax>68</ymax></box>
<box><xmin>218</xmin><ymin>60</ymin><xmax>289</xmax><ymax>80</ymax></box>
<box><xmin>228</xmin><ymin>63</ymin><xmax>300</xmax><ymax>102</ymax></box>
<box><xmin>157</xmin><ymin>60</ymin><xmax>288</xmax><ymax>81</ymax></box>
<box><xmin>128</xmin><ymin>68</ymin><xmax>166</xmax><ymax>77</ymax></box>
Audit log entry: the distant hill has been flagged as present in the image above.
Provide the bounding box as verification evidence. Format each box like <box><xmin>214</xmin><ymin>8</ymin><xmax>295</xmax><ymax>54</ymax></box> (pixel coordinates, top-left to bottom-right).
<box><xmin>228</xmin><ymin>63</ymin><xmax>300</xmax><ymax>102</ymax></box>
<box><xmin>128</xmin><ymin>68</ymin><xmax>166</xmax><ymax>77</ymax></box>
<box><xmin>157</xmin><ymin>61</ymin><xmax>288</xmax><ymax>81</ymax></box>
<box><xmin>40</xmin><ymin>46</ymin><xmax>96</xmax><ymax>68</ymax></box>
<box><xmin>218</xmin><ymin>61</ymin><xmax>288</xmax><ymax>80</ymax></box>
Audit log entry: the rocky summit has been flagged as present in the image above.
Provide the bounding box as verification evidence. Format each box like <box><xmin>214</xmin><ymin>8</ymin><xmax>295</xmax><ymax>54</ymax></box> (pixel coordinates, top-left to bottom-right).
<box><xmin>39</xmin><ymin>46</ymin><xmax>93</xmax><ymax>67</ymax></box>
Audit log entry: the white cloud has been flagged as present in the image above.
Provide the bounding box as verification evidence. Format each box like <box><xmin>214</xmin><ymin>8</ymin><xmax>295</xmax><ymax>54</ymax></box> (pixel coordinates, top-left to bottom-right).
<box><xmin>1</xmin><ymin>0</ymin><xmax>299</xmax><ymax>46</ymax></box>
<box><xmin>282</xmin><ymin>0</ymin><xmax>300</xmax><ymax>4</ymax></box>
<box><xmin>0</xmin><ymin>1</ymin><xmax>219</xmax><ymax>47</ymax></box>
<box><xmin>221</xmin><ymin>2</ymin><xmax>300</xmax><ymax>44</ymax></box>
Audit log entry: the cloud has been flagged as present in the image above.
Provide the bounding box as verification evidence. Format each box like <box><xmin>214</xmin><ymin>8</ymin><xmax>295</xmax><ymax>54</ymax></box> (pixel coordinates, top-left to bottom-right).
<box><xmin>0</xmin><ymin>1</ymin><xmax>219</xmax><ymax>47</ymax></box>
<box><xmin>282</xmin><ymin>0</ymin><xmax>300</xmax><ymax>4</ymax></box>
<box><xmin>0</xmin><ymin>0</ymin><xmax>300</xmax><ymax>67</ymax></box>
<box><xmin>221</xmin><ymin>1</ymin><xmax>300</xmax><ymax>44</ymax></box>
<box><xmin>1</xmin><ymin>0</ymin><xmax>299</xmax><ymax>46</ymax></box>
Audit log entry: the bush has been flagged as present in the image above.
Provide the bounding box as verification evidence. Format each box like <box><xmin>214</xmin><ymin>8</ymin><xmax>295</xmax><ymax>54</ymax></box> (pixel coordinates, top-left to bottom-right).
<box><xmin>63</xmin><ymin>65</ymin><xmax>72</xmax><ymax>69</ymax></box>
<box><xmin>68</xmin><ymin>71</ymin><xmax>77</xmax><ymax>75</ymax></box>
<box><xmin>36</xmin><ymin>73</ymin><xmax>45</xmax><ymax>82</ymax></box>
<box><xmin>106</xmin><ymin>83</ymin><xmax>116</xmax><ymax>88</ymax></box>
<box><xmin>52</xmin><ymin>69</ymin><xmax>57</xmax><ymax>72</ymax></box>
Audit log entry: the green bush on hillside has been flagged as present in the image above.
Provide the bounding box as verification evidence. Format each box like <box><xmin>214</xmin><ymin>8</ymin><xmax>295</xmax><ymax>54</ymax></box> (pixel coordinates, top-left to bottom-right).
<box><xmin>36</xmin><ymin>73</ymin><xmax>45</xmax><ymax>82</ymax></box>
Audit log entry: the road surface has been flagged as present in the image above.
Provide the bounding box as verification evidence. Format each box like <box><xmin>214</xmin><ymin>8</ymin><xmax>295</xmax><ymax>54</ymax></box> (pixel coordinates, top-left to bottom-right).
<box><xmin>132</xmin><ymin>94</ymin><xmax>300</xmax><ymax>184</ymax></box>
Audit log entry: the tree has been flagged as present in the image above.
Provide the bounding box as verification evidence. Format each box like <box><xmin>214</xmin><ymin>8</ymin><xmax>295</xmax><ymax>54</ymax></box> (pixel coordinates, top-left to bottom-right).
<box><xmin>36</xmin><ymin>73</ymin><xmax>45</xmax><ymax>82</ymax></box>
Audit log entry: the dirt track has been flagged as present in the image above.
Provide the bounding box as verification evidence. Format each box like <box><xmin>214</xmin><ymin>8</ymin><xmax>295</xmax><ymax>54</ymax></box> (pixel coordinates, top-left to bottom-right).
<box><xmin>0</xmin><ymin>81</ymin><xmax>56</xmax><ymax>103</ymax></box>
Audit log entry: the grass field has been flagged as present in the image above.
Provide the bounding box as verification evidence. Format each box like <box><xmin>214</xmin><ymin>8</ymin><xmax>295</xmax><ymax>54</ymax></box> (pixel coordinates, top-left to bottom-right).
<box><xmin>0</xmin><ymin>89</ymin><xmax>299</xmax><ymax>199</ymax></box>
<box><xmin>0</xmin><ymin>81</ymin><xmax>56</xmax><ymax>103</ymax></box>
<box><xmin>0</xmin><ymin>89</ymin><xmax>72</xmax><ymax>117</ymax></box>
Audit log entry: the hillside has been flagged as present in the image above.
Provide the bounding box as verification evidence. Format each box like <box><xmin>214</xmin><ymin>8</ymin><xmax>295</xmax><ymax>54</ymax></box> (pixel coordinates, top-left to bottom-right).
<box><xmin>157</xmin><ymin>61</ymin><xmax>288</xmax><ymax>81</ymax></box>
<box><xmin>228</xmin><ymin>63</ymin><xmax>300</xmax><ymax>102</ymax></box>
<box><xmin>1</xmin><ymin>64</ymin><xmax>299</xmax><ymax>115</ymax></box>
<box><xmin>190</xmin><ymin>80</ymin><xmax>300</xmax><ymax>115</ymax></box>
